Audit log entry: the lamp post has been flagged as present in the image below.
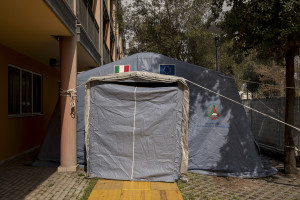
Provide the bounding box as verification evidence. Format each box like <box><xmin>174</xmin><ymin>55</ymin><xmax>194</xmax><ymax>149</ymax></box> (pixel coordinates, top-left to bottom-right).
<box><xmin>215</xmin><ymin>36</ymin><xmax>220</xmax><ymax>72</ymax></box>
<box><xmin>206</xmin><ymin>24</ymin><xmax>222</xmax><ymax>72</ymax></box>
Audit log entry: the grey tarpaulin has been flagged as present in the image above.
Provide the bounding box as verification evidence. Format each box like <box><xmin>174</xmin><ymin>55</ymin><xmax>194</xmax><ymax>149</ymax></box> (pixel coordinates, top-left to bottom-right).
<box><xmin>84</xmin><ymin>72</ymin><xmax>189</xmax><ymax>182</ymax></box>
<box><xmin>35</xmin><ymin>52</ymin><xmax>276</xmax><ymax>179</ymax></box>
<box><xmin>77</xmin><ymin>53</ymin><xmax>276</xmax><ymax>178</ymax></box>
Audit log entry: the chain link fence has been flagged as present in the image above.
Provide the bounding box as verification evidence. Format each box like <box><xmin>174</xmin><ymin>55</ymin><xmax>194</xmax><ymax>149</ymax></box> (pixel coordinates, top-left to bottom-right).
<box><xmin>242</xmin><ymin>97</ymin><xmax>300</xmax><ymax>158</ymax></box>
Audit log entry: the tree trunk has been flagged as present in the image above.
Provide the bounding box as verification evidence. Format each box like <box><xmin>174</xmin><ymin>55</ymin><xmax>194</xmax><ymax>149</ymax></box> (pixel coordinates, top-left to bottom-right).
<box><xmin>284</xmin><ymin>45</ymin><xmax>297</xmax><ymax>175</ymax></box>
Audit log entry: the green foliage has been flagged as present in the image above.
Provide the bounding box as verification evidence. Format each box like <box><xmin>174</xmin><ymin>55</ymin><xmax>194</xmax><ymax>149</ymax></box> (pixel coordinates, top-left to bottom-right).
<box><xmin>122</xmin><ymin>0</ymin><xmax>298</xmax><ymax>99</ymax></box>
<box><xmin>123</xmin><ymin>0</ymin><xmax>217</xmax><ymax>69</ymax></box>
<box><xmin>210</xmin><ymin>0</ymin><xmax>300</xmax><ymax>95</ymax></box>
<box><xmin>229</xmin><ymin>51</ymin><xmax>261</xmax><ymax>92</ymax></box>
<box><xmin>80</xmin><ymin>178</ymin><xmax>98</xmax><ymax>200</ymax></box>
<box><xmin>256</xmin><ymin>64</ymin><xmax>285</xmax><ymax>97</ymax></box>
<box><xmin>241</xmin><ymin>64</ymin><xmax>260</xmax><ymax>93</ymax></box>
<box><xmin>116</xmin><ymin>1</ymin><xmax>125</xmax><ymax>34</ymax></box>
<box><xmin>219</xmin><ymin>39</ymin><xmax>235</xmax><ymax>74</ymax></box>
<box><xmin>185</xmin><ymin>26</ymin><xmax>216</xmax><ymax>69</ymax></box>
<box><xmin>211</xmin><ymin>0</ymin><xmax>300</xmax><ymax>61</ymax></box>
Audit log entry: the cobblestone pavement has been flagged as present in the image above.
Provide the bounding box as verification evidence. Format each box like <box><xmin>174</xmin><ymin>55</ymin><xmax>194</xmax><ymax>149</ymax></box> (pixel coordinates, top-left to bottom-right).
<box><xmin>0</xmin><ymin>152</ymin><xmax>90</xmax><ymax>200</ymax></box>
<box><xmin>1</xmin><ymin>152</ymin><xmax>299</xmax><ymax>200</ymax></box>
<box><xmin>178</xmin><ymin>157</ymin><xmax>300</xmax><ymax>200</ymax></box>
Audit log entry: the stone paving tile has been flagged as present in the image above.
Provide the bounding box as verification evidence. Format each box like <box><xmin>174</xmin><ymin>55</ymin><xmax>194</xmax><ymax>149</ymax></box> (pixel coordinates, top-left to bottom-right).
<box><xmin>178</xmin><ymin>157</ymin><xmax>300</xmax><ymax>200</ymax></box>
<box><xmin>0</xmin><ymin>153</ymin><xmax>90</xmax><ymax>200</ymax></box>
<box><xmin>1</xmin><ymin>151</ymin><xmax>299</xmax><ymax>200</ymax></box>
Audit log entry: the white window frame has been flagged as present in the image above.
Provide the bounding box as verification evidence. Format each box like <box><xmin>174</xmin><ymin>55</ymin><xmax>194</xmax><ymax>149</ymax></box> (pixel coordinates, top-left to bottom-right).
<box><xmin>8</xmin><ymin>65</ymin><xmax>43</xmax><ymax>117</ymax></box>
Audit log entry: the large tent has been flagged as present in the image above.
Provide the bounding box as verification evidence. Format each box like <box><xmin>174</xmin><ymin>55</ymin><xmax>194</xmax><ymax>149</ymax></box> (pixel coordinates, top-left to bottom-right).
<box><xmin>84</xmin><ymin>72</ymin><xmax>189</xmax><ymax>182</ymax></box>
<box><xmin>35</xmin><ymin>52</ymin><xmax>276</xmax><ymax>181</ymax></box>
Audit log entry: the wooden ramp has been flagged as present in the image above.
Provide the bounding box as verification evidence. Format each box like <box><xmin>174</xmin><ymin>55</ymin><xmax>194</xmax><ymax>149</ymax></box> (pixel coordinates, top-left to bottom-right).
<box><xmin>88</xmin><ymin>179</ymin><xmax>183</xmax><ymax>200</ymax></box>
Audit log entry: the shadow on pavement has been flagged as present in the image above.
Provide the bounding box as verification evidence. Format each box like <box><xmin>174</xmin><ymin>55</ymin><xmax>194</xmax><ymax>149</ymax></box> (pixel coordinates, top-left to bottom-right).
<box><xmin>0</xmin><ymin>150</ymin><xmax>56</xmax><ymax>200</ymax></box>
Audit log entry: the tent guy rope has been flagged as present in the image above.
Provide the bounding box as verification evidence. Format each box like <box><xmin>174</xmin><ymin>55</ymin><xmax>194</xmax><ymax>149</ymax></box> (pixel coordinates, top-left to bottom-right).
<box><xmin>185</xmin><ymin>79</ymin><xmax>300</xmax><ymax>133</ymax></box>
<box><xmin>245</xmin><ymin>88</ymin><xmax>283</xmax><ymax>120</ymax></box>
<box><xmin>60</xmin><ymin>88</ymin><xmax>77</xmax><ymax>118</ymax></box>
<box><xmin>66</xmin><ymin>73</ymin><xmax>300</xmax><ymax>153</ymax></box>
<box><xmin>185</xmin><ymin>79</ymin><xmax>300</xmax><ymax>153</ymax></box>
<box><xmin>60</xmin><ymin>80</ymin><xmax>93</xmax><ymax>114</ymax></box>
<box><xmin>74</xmin><ymin>76</ymin><xmax>300</xmax><ymax>133</ymax></box>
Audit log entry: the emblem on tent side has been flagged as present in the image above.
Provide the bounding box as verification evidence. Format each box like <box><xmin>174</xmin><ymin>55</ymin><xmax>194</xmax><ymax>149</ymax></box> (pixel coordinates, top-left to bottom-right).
<box><xmin>159</xmin><ymin>64</ymin><xmax>175</xmax><ymax>75</ymax></box>
<box><xmin>114</xmin><ymin>65</ymin><xmax>130</xmax><ymax>73</ymax></box>
<box><xmin>207</xmin><ymin>104</ymin><xmax>222</xmax><ymax>120</ymax></box>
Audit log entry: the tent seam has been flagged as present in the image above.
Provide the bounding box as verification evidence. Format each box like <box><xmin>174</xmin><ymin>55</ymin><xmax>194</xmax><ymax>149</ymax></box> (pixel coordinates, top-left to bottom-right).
<box><xmin>130</xmin><ymin>87</ymin><xmax>137</xmax><ymax>180</ymax></box>
<box><xmin>84</xmin><ymin>71</ymin><xmax>190</xmax><ymax>181</ymax></box>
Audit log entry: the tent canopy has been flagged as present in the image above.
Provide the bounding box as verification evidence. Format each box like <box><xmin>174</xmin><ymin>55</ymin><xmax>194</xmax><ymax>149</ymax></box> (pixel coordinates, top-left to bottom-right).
<box><xmin>84</xmin><ymin>72</ymin><xmax>189</xmax><ymax>182</ymax></box>
<box><xmin>35</xmin><ymin>52</ymin><xmax>276</xmax><ymax>179</ymax></box>
<box><xmin>76</xmin><ymin>53</ymin><xmax>276</xmax><ymax>178</ymax></box>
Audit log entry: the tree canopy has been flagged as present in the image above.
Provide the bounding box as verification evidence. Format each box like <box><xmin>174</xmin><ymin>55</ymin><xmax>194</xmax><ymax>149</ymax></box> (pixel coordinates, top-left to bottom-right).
<box><xmin>211</xmin><ymin>0</ymin><xmax>299</xmax><ymax>61</ymax></box>
<box><xmin>211</xmin><ymin>0</ymin><xmax>300</xmax><ymax>174</ymax></box>
<box><xmin>123</xmin><ymin>0</ymin><xmax>217</xmax><ymax>69</ymax></box>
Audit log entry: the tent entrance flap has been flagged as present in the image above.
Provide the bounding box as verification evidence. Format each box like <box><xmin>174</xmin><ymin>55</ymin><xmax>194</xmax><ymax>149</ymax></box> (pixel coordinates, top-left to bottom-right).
<box><xmin>85</xmin><ymin>78</ymin><xmax>186</xmax><ymax>182</ymax></box>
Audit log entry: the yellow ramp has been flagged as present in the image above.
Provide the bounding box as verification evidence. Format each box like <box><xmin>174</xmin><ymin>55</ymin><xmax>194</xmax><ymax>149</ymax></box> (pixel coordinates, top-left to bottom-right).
<box><xmin>88</xmin><ymin>179</ymin><xmax>183</xmax><ymax>200</ymax></box>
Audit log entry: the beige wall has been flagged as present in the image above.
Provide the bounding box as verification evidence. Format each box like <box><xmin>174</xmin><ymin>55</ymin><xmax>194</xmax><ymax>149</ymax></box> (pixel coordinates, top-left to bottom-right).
<box><xmin>0</xmin><ymin>44</ymin><xmax>60</xmax><ymax>161</ymax></box>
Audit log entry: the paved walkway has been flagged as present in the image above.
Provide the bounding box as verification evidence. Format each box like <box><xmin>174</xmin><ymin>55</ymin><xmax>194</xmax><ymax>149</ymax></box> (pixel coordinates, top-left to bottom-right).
<box><xmin>88</xmin><ymin>179</ymin><xmax>183</xmax><ymax>200</ymax></box>
<box><xmin>178</xmin><ymin>157</ymin><xmax>300</xmax><ymax>200</ymax></box>
<box><xmin>0</xmin><ymin>152</ymin><xmax>90</xmax><ymax>200</ymax></box>
<box><xmin>0</xmin><ymin>151</ymin><xmax>299</xmax><ymax>200</ymax></box>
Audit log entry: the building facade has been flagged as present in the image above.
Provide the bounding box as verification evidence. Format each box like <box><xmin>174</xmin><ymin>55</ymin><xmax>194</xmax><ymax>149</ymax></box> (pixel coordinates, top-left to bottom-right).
<box><xmin>0</xmin><ymin>0</ymin><xmax>125</xmax><ymax>169</ymax></box>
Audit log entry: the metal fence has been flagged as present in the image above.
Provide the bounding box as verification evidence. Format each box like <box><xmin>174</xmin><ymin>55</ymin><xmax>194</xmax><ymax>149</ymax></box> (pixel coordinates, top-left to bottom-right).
<box><xmin>242</xmin><ymin>97</ymin><xmax>300</xmax><ymax>157</ymax></box>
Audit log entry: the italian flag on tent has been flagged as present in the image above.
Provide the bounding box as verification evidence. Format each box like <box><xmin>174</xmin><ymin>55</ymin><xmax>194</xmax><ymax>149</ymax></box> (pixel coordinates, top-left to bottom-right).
<box><xmin>114</xmin><ymin>65</ymin><xmax>130</xmax><ymax>73</ymax></box>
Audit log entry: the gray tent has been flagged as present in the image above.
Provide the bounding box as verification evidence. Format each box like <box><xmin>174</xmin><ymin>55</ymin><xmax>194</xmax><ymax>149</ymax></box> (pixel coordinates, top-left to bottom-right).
<box><xmin>84</xmin><ymin>72</ymin><xmax>189</xmax><ymax>182</ymax></box>
<box><xmin>36</xmin><ymin>52</ymin><xmax>276</xmax><ymax>181</ymax></box>
<box><xmin>76</xmin><ymin>52</ymin><xmax>276</xmax><ymax>179</ymax></box>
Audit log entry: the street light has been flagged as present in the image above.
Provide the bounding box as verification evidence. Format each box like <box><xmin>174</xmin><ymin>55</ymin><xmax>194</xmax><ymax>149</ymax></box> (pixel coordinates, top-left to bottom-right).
<box><xmin>207</xmin><ymin>24</ymin><xmax>222</xmax><ymax>72</ymax></box>
<box><xmin>215</xmin><ymin>36</ymin><xmax>220</xmax><ymax>72</ymax></box>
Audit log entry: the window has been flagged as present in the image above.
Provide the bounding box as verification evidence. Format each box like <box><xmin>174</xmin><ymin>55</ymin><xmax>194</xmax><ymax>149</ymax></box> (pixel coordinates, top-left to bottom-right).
<box><xmin>8</xmin><ymin>65</ymin><xmax>42</xmax><ymax>116</ymax></box>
